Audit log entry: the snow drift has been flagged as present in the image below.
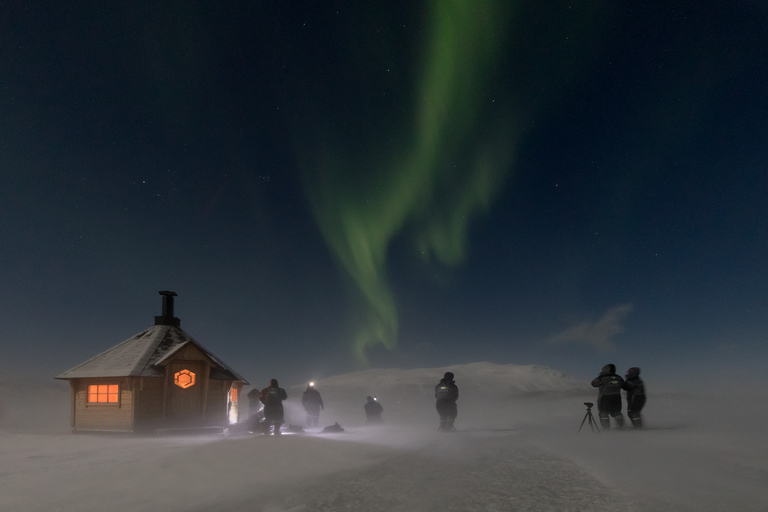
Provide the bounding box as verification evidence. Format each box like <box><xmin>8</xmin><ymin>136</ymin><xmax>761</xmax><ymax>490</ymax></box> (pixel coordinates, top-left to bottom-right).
<box><xmin>1</xmin><ymin>362</ymin><xmax>766</xmax><ymax>512</ymax></box>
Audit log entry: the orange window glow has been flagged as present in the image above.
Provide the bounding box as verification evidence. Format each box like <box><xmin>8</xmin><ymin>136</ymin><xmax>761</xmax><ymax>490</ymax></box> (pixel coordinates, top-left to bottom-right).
<box><xmin>88</xmin><ymin>384</ymin><xmax>118</xmax><ymax>403</ymax></box>
<box><xmin>231</xmin><ymin>388</ymin><xmax>238</xmax><ymax>403</ymax></box>
<box><xmin>174</xmin><ymin>369</ymin><xmax>196</xmax><ymax>388</ymax></box>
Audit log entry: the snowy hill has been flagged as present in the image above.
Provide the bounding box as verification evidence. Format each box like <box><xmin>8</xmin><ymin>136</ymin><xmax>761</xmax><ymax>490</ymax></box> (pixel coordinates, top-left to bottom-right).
<box><xmin>280</xmin><ymin>362</ymin><xmax>586</xmax><ymax>430</ymax></box>
<box><xmin>294</xmin><ymin>362</ymin><xmax>583</xmax><ymax>396</ymax></box>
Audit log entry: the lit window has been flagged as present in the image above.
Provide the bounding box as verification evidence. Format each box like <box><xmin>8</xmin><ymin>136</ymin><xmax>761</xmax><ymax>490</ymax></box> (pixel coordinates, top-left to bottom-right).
<box><xmin>230</xmin><ymin>388</ymin><xmax>238</xmax><ymax>403</ymax></box>
<box><xmin>174</xmin><ymin>369</ymin><xmax>196</xmax><ymax>388</ymax></box>
<box><xmin>88</xmin><ymin>384</ymin><xmax>118</xmax><ymax>403</ymax></box>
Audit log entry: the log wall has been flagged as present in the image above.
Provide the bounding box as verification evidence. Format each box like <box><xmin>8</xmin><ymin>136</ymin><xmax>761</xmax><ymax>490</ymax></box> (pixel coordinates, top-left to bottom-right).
<box><xmin>135</xmin><ymin>377</ymin><xmax>164</xmax><ymax>431</ymax></box>
<box><xmin>72</xmin><ymin>378</ymin><xmax>134</xmax><ymax>431</ymax></box>
<box><xmin>204</xmin><ymin>378</ymin><xmax>232</xmax><ymax>426</ymax></box>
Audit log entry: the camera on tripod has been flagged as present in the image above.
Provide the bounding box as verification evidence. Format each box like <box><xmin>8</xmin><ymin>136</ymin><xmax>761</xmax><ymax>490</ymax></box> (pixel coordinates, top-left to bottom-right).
<box><xmin>579</xmin><ymin>402</ymin><xmax>599</xmax><ymax>432</ymax></box>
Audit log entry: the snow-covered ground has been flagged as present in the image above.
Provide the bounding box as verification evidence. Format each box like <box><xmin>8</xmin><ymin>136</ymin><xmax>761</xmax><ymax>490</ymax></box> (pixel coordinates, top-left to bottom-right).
<box><xmin>1</xmin><ymin>363</ymin><xmax>766</xmax><ymax>511</ymax></box>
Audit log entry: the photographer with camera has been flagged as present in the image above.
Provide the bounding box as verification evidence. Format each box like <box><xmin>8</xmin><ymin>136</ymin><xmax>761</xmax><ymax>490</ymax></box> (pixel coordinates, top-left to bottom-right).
<box><xmin>591</xmin><ymin>364</ymin><xmax>625</xmax><ymax>429</ymax></box>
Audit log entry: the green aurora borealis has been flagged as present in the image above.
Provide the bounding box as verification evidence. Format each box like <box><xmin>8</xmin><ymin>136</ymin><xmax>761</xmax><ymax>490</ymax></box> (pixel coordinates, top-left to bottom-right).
<box><xmin>305</xmin><ymin>1</ymin><xmax>516</xmax><ymax>362</ymax></box>
<box><xmin>4</xmin><ymin>0</ymin><xmax>768</xmax><ymax>388</ymax></box>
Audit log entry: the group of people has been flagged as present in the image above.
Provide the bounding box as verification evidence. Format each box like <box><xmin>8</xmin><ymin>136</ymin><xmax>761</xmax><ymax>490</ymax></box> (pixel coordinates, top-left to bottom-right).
<box><xmin>591</xmin><ymin>364</ymin><xmax>646</xmax><ymax>429</ymax></box>
<box><xmin>246</xmin><ymin>379</ymin><xmax>388</xmax><ymax>435</ymax></box>
<box><xmin>246</xmin><ymin>367</ymin><xmax>643</xmax><ymax>435</ymax></box>
<box><xmin>245</xmin><ymin>373</ymin><xmax>459</xmax><ymax>434</ymax></box>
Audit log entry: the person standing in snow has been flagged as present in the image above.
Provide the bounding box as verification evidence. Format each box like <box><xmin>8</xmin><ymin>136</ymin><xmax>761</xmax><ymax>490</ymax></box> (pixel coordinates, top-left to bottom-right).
<box><xmin>364</xmin><ymin>396</ymin><xmax>384</xmax><ymax>424</ymax></box>
<box><xmin>260</xmin><ymin>379</ymin><xmax>288</xmax><ymax>435</ymax></box>
<box><xmin>622</xmin><ymin>367</ymin><xmax>646</xmax><ymax>428</ymax></box>
<box><xmin>301</xmin><ymin>382</ymin><xmax>324</xmax><ymax>427</ymax></box>
<box><xmin>435</xmin><ymin>372</ymin><xmax>459</xmax><ymax>432</ymax></box>
<box><xmin>591</xmin><ymin>364</ymin><xmax>625</xmax><ymax>429</ymax></box>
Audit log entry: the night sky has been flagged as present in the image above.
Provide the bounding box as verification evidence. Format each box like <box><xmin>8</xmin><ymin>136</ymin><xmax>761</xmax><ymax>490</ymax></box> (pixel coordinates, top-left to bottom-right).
<box><xmin>3</xmin><ymin>1</ymin><xmax>767</xmax><ymax>388</ymax></box>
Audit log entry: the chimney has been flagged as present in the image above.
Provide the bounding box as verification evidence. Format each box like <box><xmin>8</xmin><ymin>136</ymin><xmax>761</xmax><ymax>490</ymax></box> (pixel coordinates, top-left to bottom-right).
<box><xmin>154</xmin><ymin>290</ymin><xmax>181</xmax><ymax>327</ymax></box>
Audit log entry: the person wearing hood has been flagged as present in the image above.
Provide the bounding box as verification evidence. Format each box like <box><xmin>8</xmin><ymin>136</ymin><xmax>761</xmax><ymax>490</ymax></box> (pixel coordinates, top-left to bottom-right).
<box><xmin>301</xmin><ymin>382</ymin><xmax>324</xmax><ymax>427</ymax></box>
<box><xmin>591</xmin><ymin>364</ymin><xmax>625</xmax><ymax>429</ymax></box>
<box><xmin>622</xmin><ymin>367</ymin><xmax>646</xmax><ymax>428</ymax></box>
<box><xmin>435</xmin><ymin>372</ymin><xmax>459</xmax><ymax>432</ymax></box>
<box><xmin>259</xmin><ymin>379</ymin><xmax>288</xmax><ymax>435</ymax></box>
<box><xmin>364</xmin><ymin>396</ymin><xmax>384</xmax><ymax>424</ymax></box>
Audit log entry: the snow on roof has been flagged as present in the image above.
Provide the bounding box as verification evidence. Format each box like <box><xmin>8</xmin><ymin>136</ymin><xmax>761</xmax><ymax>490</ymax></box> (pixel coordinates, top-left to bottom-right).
<box><xmin>56</xmin><ymin>325</ymin><xmax>248</xmax><ymax>383</ymax></box>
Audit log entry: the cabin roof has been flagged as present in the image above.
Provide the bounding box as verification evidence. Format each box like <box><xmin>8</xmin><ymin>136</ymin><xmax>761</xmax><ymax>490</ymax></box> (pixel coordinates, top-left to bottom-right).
<box><xmin>56</xmin><ymin>325</ymin><xmax>248</xmax><ymax>383</ymax></box>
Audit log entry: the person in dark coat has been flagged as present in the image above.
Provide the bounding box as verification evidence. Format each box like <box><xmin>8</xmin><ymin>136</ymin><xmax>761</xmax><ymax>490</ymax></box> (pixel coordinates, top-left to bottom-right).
<box><xmin>591</xmin><ymin>364</ymin><xmax>625</xmax><ymax>429</ymax></box>
<box><xmin>259</xmin><ymin>379</ymin><xmax>288</xmax><ymax>435</ymax></box>
<box><xmin>622</xmin><ymin>367</ymin><xmax>646</xmax><ymax>428</ymax></box>
<box><xmin>301</xmin><ymin>382</ymin><xmax>324</xmax><ymax>427</ymax></box>
<box><xmin>435</xmin><ymin>372</ymin><xmax>459</xmax><ymax>432</ymax></box>
<box><xmin>364</xmin><ymin>396</ymin><xmax>384</xmax><ymax>424</ymax></box>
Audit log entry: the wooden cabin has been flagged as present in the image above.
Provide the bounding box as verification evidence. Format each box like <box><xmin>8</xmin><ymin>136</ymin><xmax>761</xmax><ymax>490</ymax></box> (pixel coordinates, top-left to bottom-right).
<box><xmin>56</xmin><ymin>291</ymin><xmax>249</xmax><ymax>433</ymax></box>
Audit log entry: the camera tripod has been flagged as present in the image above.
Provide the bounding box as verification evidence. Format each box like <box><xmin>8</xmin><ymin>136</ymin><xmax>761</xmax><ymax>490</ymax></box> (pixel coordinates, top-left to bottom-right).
<box><xmin>578</xmin><ymin>402</ymin><xmax>600</xmax><ymax>432</ymax></box>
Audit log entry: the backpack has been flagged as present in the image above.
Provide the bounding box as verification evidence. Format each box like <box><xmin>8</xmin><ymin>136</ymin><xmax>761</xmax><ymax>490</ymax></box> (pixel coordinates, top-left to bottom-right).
<box><xmin>603</xmin><ymin>376</ymin><xmax>623</xmax><ymax>395</ymax></box>
<box><xmin>435</xmin><ymin>383</ymin><xmax>456</xmax><ymax>400</ymax></box>
<box><xmin>262</xmin><ymin>387</ymin><xmax>283</xmax><ymax>405</ymax></box>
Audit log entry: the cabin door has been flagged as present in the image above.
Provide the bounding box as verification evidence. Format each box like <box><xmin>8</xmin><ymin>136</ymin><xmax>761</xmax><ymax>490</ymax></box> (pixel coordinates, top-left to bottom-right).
<box><xmin>167</xmin><ymin>362</ymin><xmax>204</xmax><ymax>425</ymax></box>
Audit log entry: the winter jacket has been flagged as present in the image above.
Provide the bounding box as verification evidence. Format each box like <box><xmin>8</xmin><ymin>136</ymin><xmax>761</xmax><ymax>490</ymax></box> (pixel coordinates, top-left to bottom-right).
<box><xmin>302</xmin><ymin>388</ymin><xmax>324</xmax><ymax>410</ymax></box>
<box><xmin>623</xmin><ymin>377</ymin><xmax>645</xmax><ymax>397</ymax></box>
<box><xmin>435</xmin><ymin>379</ymin><xmax>459</xmax><ymax>401</ymax></box>
<box><xmin>591</xmin><ymin>364</ymin><xmax>624</xmax><ymax>399</ymax></box>
<box><xmin>364</xmin><ymin>400</ymin><xmax>384</xmax><ymax>421</ymax></box>
<box><xmin>260</xmin><ymin>385</ymin><xmax>287</xmax><ymax>405</ymax></box>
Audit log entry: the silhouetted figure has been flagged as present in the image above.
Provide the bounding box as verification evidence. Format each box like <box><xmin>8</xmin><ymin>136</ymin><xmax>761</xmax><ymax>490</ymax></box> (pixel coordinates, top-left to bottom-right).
<box><xmin>623</xmin><ymin>367</ymin><xmax>646</xmax><ymax>428</ymax></box>
<box><xmin>301</xmin><ymin>383</ymin><xmax>324</xmax><ymax>427</ymax></box>
<box><xmin>591</xmin><ymin>364</ymin><xmax>625</xmax><ymax>429</ymax></box>
<box><xmin>247</xmin><ymin>388</ymin><xmax>264</xmax><ymax>431</ymax></box>
<box><xmin>364</xmin><ymin>396</ymin><xmax>384</xmax><ymax>424</ymax></box>
<box><xmin>435</xmin><ymin>372</ymin><xmax>459</xmax><ymax>432</ymax></box>
<box><xmin>260</xmin><ymin>379</ymin><xmax>287</xmax><ymax>435</ymax></box>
